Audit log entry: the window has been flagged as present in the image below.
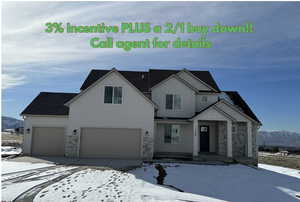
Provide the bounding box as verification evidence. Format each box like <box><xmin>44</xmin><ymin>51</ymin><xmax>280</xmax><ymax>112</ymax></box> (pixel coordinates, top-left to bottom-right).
<box><xmin>164</xmin><ymin>125</ymin><xmax>180</xmax><ymax>144</ymax></box>
<box><xmin>104</xmin><ymin>86</ymin><xmax>122</xmax><ymax>104</ymax></box>
<box><xmin>166</xmin><ymin>94</ymin><xmax>173</xmax><ymax>109</ymax></box>
<box><xmin>200</xmin><ymin>126</ymin><xmax>208</xmax><ymax>132</ymax></box>
<box><xmin>165</xmin><ymin>94</ymin><xmax>181</xmax><ymax>110</ymax></box>
<box><xmin>174</xmin><ymin>95</ymin><xmax>181</xmax><ymax>110</ymax></box>
<box><xmin>202</xmin><ymin>96</ymin><xmax>208</xmax><ymax>103</ymax></box>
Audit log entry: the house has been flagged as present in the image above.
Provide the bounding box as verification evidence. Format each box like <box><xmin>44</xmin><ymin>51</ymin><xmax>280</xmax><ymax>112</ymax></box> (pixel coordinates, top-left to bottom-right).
<box><xmin>21</xmin><ymin>68</ymin><xmax>261</xmax><ymax>164</ymax></box>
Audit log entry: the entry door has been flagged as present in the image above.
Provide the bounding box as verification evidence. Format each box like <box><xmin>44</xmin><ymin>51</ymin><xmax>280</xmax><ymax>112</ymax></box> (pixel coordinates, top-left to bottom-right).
<box><xmin>200</xmin><ymin>126</ymin><xmax>210</xmax><ymax>152</ymax></box>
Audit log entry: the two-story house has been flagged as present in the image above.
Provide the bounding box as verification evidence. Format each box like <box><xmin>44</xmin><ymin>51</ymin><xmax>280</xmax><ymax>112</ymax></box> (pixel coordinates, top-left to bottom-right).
<box><xmin>21</xmin><ymin>68</ymin><xmax>261</xmax><ymax>164</ymax></box>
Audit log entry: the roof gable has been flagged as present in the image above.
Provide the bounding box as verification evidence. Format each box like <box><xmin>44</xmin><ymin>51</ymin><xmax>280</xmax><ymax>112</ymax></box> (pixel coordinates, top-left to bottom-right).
<box><xmin>66</xmin><ymin>69</ymin><xmax>156</xmax><ymax>108</ymax></box>
<box><xmin>80</xmin><ymin>69</ymin><xmax>149</xmax><ymax>92</ymax></box>
<box><xmin>150</xmin><ymin>74</ymin><xmax>199</xmax><ymax>92</ymax></box>
<box><xmin>223</xmin><ymin>91</ymin><xmax>261</xmax><ymax>124</ymax></box>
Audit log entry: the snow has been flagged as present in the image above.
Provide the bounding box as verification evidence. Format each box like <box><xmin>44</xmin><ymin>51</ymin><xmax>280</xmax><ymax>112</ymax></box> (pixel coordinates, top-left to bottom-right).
<box><xmin>259</xmin><ymin>163</ymin><xmax>300</xmax><ymax>179</ymax></box>
<box><xmin>2</xmin><ymin>165</ymin><xmax>77</xmax><ymax>201</ymax></box>
<box><xmin>1</xmin><ymin>161</ymin><xmax>54</xmax><ymax>174</ymax></box>
<box><xmin>2</xmin><ymin>162</ymin><xmax>300</xmax><ymax>202</ymax></box>
<box><xmin>34</xmin><ymin>169</ymin><xmax>224</xmax><ymax>202</ymax></box>
<box><xmin>131</xmin><ymin>163</ymin><xmax>300</xmax><ymax>202</ymax></box>
<box><xmin>1</xmin><ymin>146</ymin><xmax>22</xmax><ymax>156</ymax></box>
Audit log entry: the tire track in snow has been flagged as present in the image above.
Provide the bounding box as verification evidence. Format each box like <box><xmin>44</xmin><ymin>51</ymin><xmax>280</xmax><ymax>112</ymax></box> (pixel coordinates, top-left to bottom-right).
<box><xmin>2</xmin><ymin>166</ymin><xmax>65</xmax><ymax>183</ymax></box>
<box><xmin>12</xmin><ymin>167</ymin><xmax>85</xmax><ymax>202</ymax></box>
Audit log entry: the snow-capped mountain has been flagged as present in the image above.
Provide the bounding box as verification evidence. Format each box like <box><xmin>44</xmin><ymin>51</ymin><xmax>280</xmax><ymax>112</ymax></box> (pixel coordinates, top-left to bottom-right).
<box><xmin>258</xmin><ymin>130</ymin><xmax>300</xmax><ymax>148</ymax></box>
<box><xmin>2</xmin><ymin>116</ymin><xmax>24</xmax><ymax>130</ymax></box>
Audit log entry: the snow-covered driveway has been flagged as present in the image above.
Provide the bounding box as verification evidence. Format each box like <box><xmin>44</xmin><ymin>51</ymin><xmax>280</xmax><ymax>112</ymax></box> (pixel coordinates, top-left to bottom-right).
<box><xmin>2</xmin><ymin>161</ymin><xmax>80</xmax><ymax>201</ymax></box>
<box><xmin>1</xmin><ymin>161</ymin><xmax>300</xmax><ymax>202</ymax></box>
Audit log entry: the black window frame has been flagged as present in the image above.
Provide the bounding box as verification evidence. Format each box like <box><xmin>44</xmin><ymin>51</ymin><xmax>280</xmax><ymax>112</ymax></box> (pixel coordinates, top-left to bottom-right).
<box><xmin>104</xmin><ymin>86</ymin><xmax>122</xmax><ymax>104</ymax></box>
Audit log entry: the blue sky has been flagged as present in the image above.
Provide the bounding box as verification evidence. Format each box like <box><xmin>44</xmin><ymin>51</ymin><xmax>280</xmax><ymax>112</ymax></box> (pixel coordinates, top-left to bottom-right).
<box><xmin>2</xmin><ymin>2</ymin><xmax>300</xmax><ymax>132</ymax></box>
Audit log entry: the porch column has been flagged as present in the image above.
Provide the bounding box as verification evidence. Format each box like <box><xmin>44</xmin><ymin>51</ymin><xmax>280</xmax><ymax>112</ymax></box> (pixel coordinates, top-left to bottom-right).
<box><xmin>227</xmin><ymin>121</ymin><xmax>232</xmax><ymax>157</ymax></box>
<box><xmin>247</xmin><ymin>121</ymin><xmax>253</xmax><ymax>157</ymax></box>
<box><xmin>193</xmin><ymin>120</ymin><xmax>199</xmax><ymax>156</ymax></box>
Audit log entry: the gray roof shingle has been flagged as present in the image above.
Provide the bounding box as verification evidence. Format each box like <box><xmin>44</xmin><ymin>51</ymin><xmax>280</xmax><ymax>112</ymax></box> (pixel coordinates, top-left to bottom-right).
<box><xmin>80</xmin><ymin>69</ymin><xmax>220</xmax><ymax>92</ymax></box>
<box><xmin>21</xmin><ymin>92</ymin><xmax>78</xmax><ymax>115</ymax></box>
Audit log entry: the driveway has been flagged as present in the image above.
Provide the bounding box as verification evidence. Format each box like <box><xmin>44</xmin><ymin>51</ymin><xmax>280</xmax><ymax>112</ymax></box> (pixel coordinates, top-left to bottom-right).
<box><xmin>2</xmin><ymin>164</ymin><xmax>83</xmax><ymax>202</ymax></box>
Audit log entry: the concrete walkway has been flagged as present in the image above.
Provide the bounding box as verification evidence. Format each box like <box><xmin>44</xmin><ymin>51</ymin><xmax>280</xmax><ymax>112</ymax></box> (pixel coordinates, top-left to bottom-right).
<box><xmin>9</xmin><ymin>156</ymin><xmax>142</xmax><ymax>170</ymax></box>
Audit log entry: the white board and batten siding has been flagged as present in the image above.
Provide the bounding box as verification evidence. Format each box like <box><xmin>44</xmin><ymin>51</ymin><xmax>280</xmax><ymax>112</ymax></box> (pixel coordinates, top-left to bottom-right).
<box><xmin>152</xmin><ymin>76</ymin><xmax>196</xmax><ymax>118</ymax></box>
<box><xmin>67</xmin><ymin>72</ymin><xmax>155</xmax><ymax>157</ymax></box>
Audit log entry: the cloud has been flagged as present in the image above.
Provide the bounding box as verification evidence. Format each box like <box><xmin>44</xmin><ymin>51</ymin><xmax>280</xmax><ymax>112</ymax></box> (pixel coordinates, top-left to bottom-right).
<box><xmin>2</xmin><ymin>2</ymin><xmax>300</xmax><ymax>89</ymax></box>
<box><xmin>2</xmin><ymin>74</ymin><xmax>27</xmax><ymax>89</ymax></box>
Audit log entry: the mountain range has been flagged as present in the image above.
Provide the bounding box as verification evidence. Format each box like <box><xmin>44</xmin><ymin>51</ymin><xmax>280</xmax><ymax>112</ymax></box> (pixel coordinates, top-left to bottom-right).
<box><xmin>257</xmin><ymin>130</ymin><xmax>300</xmax><ymax>148</ymax></box>
<box><xmin>2</xmin><ymin>116</ymin><xmax>24</xmax><ymax>130</ymax></box>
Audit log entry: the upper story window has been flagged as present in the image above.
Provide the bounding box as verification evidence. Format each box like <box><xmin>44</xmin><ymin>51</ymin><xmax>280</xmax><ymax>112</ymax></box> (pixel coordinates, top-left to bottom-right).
<box><xmin>166</xmin><ymin>94</ymin><xmax>181</xmax><ymax>110</ymax></box>
<box><xmin>104</xmin><ymin>86</ymin><xmax>122</xmax><ymax>104</ymax></box>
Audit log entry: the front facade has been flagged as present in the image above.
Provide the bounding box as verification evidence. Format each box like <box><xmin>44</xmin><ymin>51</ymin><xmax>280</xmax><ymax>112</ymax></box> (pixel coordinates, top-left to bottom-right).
<box><xmin>21</xmin><ymin>68</ymin><xmax>261</xmax><ymax>164</ymax></box>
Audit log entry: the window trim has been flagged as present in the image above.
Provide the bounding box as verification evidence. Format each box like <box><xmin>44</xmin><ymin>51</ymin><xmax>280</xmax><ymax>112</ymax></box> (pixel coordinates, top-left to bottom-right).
<box><xmin>104</xmin><ymin>86</ymin><xmax>123</xmax><ymax>104</ymax></box>
<box><xmin>165</xmin><ymin>94</ymin><xmax>181</xmax><ymax>110</ymax></box>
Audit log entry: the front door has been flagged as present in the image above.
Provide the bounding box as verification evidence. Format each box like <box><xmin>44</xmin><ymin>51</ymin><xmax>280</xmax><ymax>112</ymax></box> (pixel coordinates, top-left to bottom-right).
<box><xmin>200</xmin><ymin>126</ymin><xmax>210</xmax><ymax>152</ymax></box>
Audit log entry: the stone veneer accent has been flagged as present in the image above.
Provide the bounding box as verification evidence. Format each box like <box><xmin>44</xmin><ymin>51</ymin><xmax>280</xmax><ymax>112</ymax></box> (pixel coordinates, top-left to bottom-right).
<box><xmin>218</xmin><ymin>122</ymin><xmax>227</xmax><ymax>156</ymax></box>
<box><xmin>232</xmin><ymin>122</ymin><xmax>247</xmax><ymax>157</ymax></box>
<box><xmin>65</xmin><ymin>135</ymin><xmax>79</xmax><ymax>157</ymax></box>
<box><xmin>142</xmin><ymin>131</ymin><xmax>154</xmax><ymax>159</ymax></box>
<box><xmin>252</xmin><ymin>124</ymin><xmax>258</xmax><ymax>164</ymax></box>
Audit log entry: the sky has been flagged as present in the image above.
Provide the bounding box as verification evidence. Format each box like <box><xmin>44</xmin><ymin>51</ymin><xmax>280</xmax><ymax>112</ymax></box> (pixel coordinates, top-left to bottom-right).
<box><xmin>2</xmin><ymin>2</ymin><xmax>300</xmax><ymax>132</ymax></box>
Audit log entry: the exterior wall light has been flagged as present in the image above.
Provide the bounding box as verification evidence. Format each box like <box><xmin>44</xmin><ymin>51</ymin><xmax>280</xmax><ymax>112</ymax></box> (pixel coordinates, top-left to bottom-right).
<box><xmin>73</xmin><ymin>129</ymin><xmax>77</xmax><ymax>136</ymax></box>
<box><xmin>26</xmin><ymin>128</ymin><xmax>31</xmax><ymax>134</ymax></box>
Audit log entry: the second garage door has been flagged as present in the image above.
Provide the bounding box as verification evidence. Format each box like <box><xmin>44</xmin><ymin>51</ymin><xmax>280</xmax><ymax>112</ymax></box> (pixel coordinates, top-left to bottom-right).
<box><xmin>31</xmin><ymin>127</ymin><xmax>65</xmax><ymax>156</ymax></box>
<box><xmin>80</xmin><ymin>128</ymin><xmax>141</xmax><ymax>159</ymax></box>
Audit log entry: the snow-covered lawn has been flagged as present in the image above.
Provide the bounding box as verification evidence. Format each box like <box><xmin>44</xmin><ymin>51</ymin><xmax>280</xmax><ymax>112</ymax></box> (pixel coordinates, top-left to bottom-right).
<box><xmin>1</xmin><ymin>161</ymin><xmax>54</xmax><ymax>174</ymax></box>
<box><xmin>2</xmin><ymin>161</ymin><xmax>300</xmax><ymax>202</ymax></box>
<box><xmin>1</xmin><ymin>146</ymin><xmax>22</xmax><ymax>156</ymax></box>
<box><xmin>259</xmin><ymin>163</ymin><xmax>300</xmax><ymax>179</ymax></box>
<box><xmin>131</xmin><ymin>163</ymin><xmax>300</xmax><ymax>202</ymax></box>
<box><xmin>34</xmin><ymin>169</ymin><xmax>224</xmax><ymax>202</ymax></box>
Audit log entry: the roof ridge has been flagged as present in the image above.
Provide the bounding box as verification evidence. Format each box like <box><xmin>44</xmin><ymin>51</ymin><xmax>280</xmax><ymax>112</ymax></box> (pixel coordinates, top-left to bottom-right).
<box><xmin>40</xmin><ymin>92</ymin><xmax>78</xmax><ymax>94</ymax></box>
<box><xmin>91</xmin><ymin>69</ymin><xmax>148</xmax><ymax>73</ymax></box>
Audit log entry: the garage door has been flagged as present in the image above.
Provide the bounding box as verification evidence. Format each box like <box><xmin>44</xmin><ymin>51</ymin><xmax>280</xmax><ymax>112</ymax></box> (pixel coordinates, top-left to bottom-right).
<box><xmin>31</xmin><ymin>127</ymin><xmax>65</xmax><ymax>156</ymax></box>
<box><xmin>80</xmin><ymin>128</ymin><xmax>141</xmax><ymax>159</ymax></box>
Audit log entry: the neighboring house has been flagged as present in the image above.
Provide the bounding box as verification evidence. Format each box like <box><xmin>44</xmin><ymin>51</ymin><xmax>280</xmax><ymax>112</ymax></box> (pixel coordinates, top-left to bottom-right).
<box><xmin>21</xmin><ymin>68</ymin><xmax>261</xmax><ymax>164</ymax></box>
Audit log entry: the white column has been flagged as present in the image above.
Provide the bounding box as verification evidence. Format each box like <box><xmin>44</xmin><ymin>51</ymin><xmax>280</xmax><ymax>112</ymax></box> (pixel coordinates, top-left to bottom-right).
<box><xmin>247</xmin><ymin>121</ymin><xmax>253</xmax><ymax>157</ymax></box>
<box><xmin>193</xmin><ymin>120</ymin><xmax>199</xmax><ymax>156</ymax></box>
<box><xmin>227</xmin><ymin>121</ymin><xmax>232</xmax><ymax>157</ymax></box>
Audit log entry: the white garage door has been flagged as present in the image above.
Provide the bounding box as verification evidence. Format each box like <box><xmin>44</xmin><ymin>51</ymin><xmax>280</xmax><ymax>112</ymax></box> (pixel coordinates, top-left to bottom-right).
<box><xmin>80</xmin><ymin>128</ymin><xmax>141</xmax><ymax>159</ymax></box>
<box><xmin>31</xmin><ymin>127</ymin><xmax>65</xmax><ymax>156</ymax></box>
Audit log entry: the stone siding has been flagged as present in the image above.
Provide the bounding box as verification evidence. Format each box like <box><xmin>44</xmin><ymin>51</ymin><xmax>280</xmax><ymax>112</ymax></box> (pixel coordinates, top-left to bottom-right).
<box><xmin>218</xmin><ymin>122</ymin><xmax>227</xmax><ymax>156</ymax></box>
<box><xmin>252</xmin><ymin>123</ymin><xmax>258</xmax><ymax>164</ymax></box>
<box><xmin>65</xmin><ymin>134</ymin><xmax>79</xmax><ymax>157</ymax></box>
<box><xmin>142</xmin><ymin>131</ymin><xmax>154</xmax><ymax>159</ymax></box>
<box><xmin>232</xmin><ymin>122</ymin><xmax>247</xmax><ymax>157</ymax></box>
